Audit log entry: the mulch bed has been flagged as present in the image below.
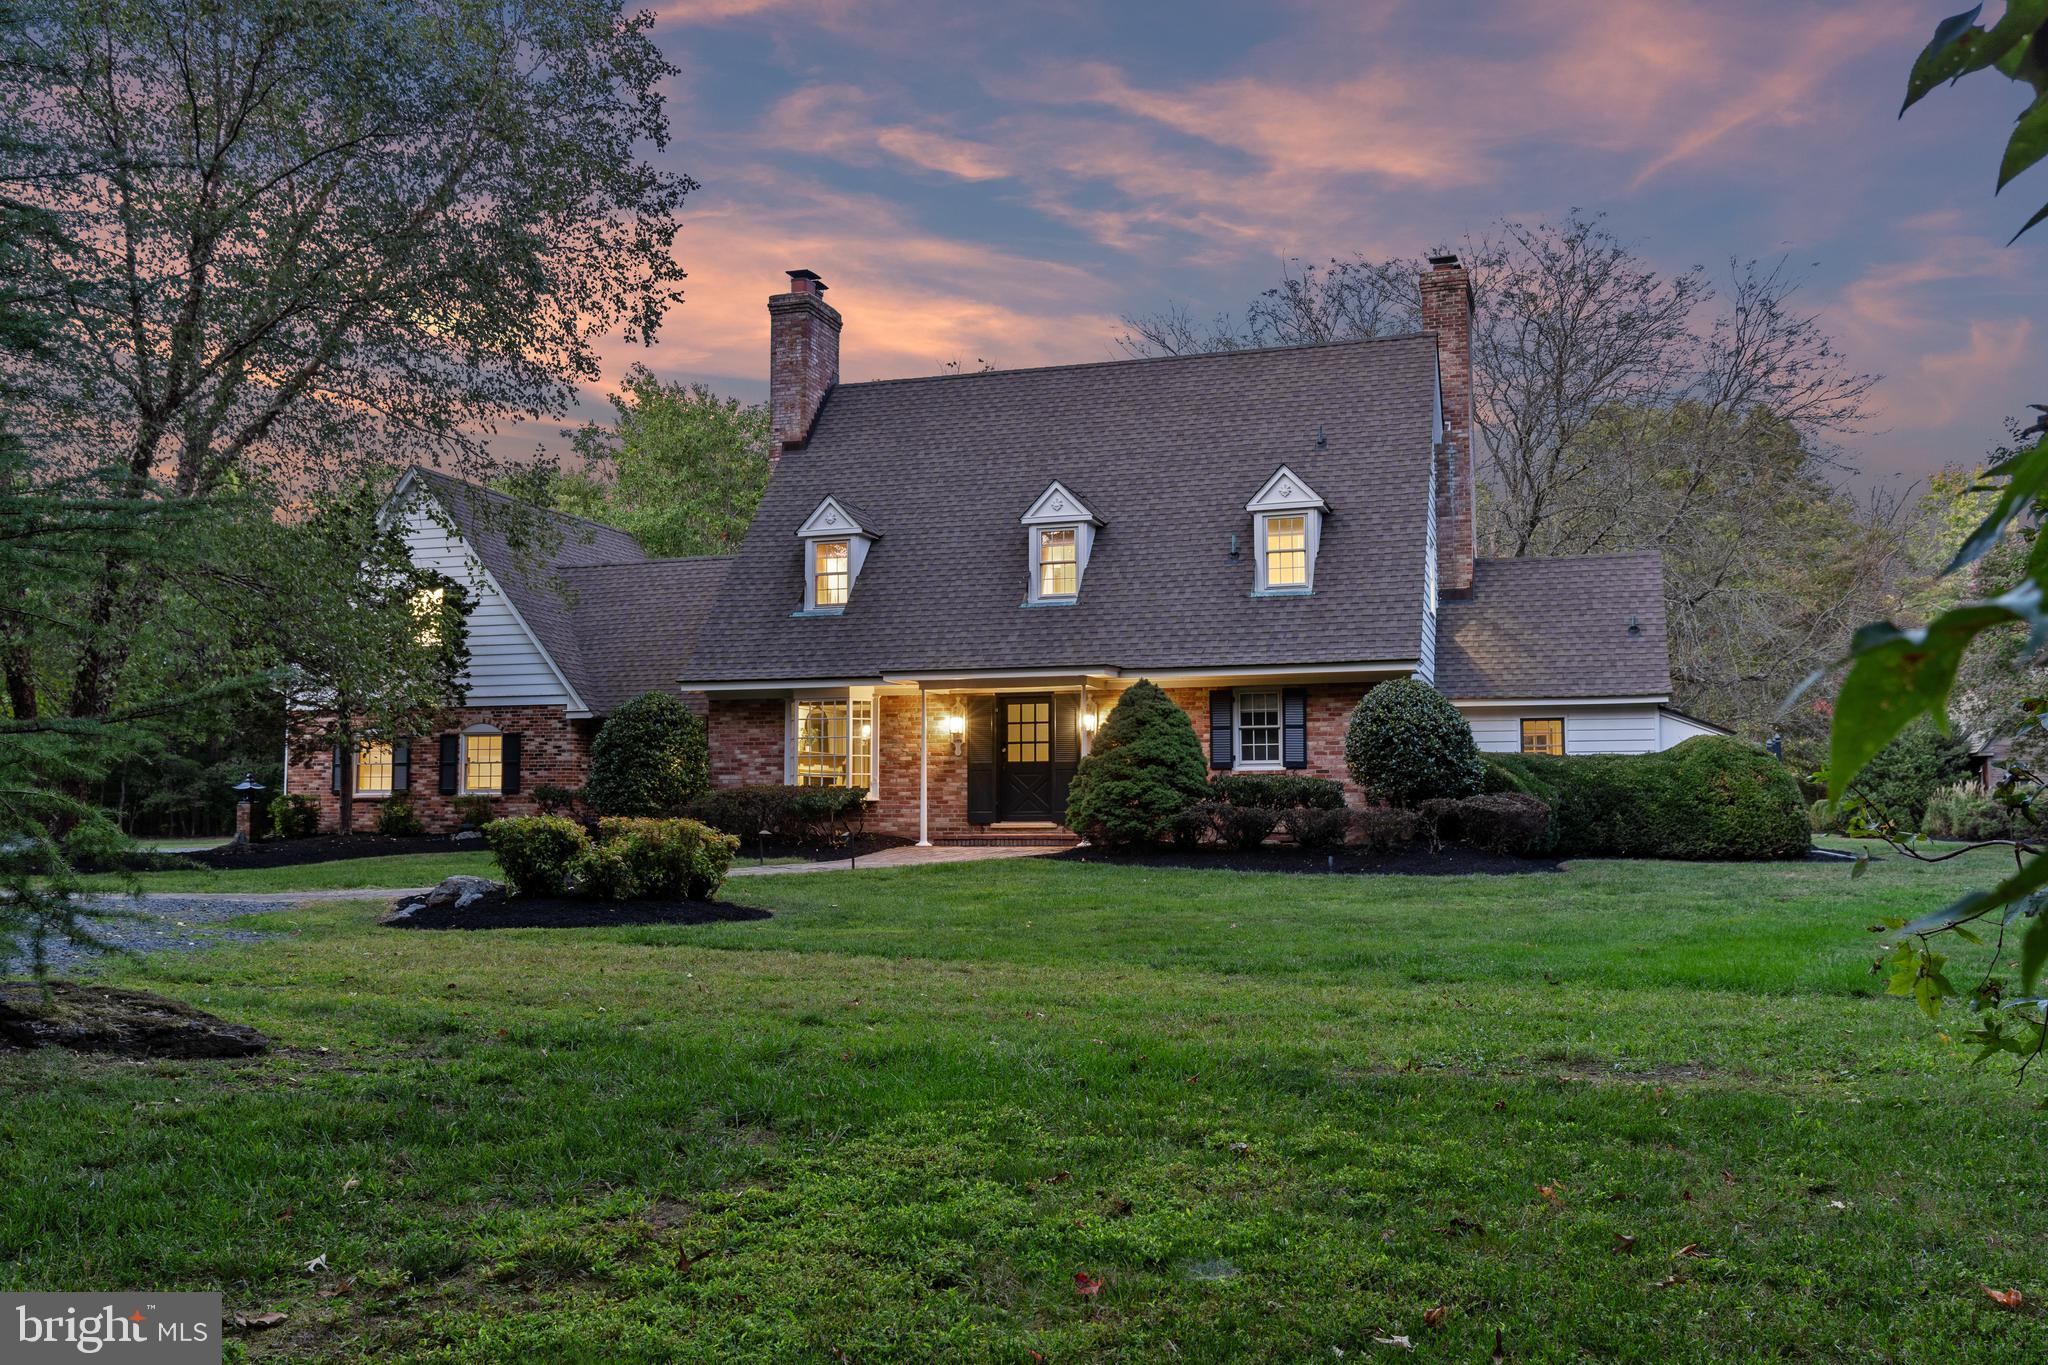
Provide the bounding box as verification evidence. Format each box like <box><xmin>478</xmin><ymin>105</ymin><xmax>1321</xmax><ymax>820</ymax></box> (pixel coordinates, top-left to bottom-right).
<box><xmin>177</xmin><ymin>833</ymin><xmax>467</xmax><ymax>870</ymax></box>
<box><xmin>1051</xmin><ymin>843</ymin><xmax>1560</xmax><ymax>877</ymax></box>
<box><xmin>384</xmin><ymin>887</ymin><xmax>773</xmax><ymax>931</ymax></box>
<box><xmin>0</xmin><ymin>982</ymin><xmax>269</xmax><ymax>1057</ymax></box>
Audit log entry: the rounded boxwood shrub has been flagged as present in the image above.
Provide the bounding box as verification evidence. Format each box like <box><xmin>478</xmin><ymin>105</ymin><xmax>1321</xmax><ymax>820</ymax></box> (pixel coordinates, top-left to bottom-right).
<box><xmin>585</xmin><ymin>691</ymin><xmax>710</xmax><ymax>817</ymax></box>
<box><xmin>1065</xmin><ymin>679</ymin><xmax>1210</xmax><ymax>848</ymax></box>
<box><xmin>1345</xmin><ymin>679</ymin><xmax>1484</xmax><ymax>808</ymax></box>
<box><xmin>485</xmin><ymin>815</ymin><xmax>591</xmax><ymax>897</ymax></box>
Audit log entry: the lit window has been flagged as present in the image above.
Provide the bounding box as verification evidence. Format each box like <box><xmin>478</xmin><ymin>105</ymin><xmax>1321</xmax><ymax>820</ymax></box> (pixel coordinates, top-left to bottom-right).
<box><xmin>1237</xmin><ymin>691</ymin><xmax>1282</xmax><ymax>766</ymax></box>
<box><xmin>356</xmin><ymin>742</ymin><xmax>393</xmax><ymax>794</ymax></box>
<box><xmin>795</xmin><ymin>699</ymin><xmax>873</xmax><ymax>790</ymax></box>
<box><xmin>1038</xmin><ymin>528</ymin><xmax>1078</xmax><ymax>598</ymax></box>
<box><xmin>1005</xmin><ymin>700</ymin><xmax>1050</xmax><ymax>763</ymax></box>
<box><xmin>1264</xmin><ymin>515</ymin><xmax>1308</xmax><ymax>588</ymax></box>
<box><xmin>1520</xmin><ymin>719</ymin><xmax>1564</xmax><ymax>755</ymax></box>
<box><xmin>411</xmin><ymin>587</ymin><xmax>446</xmax><ymax>645</ymax></box>
<box><xmin>814</xmin><ymin>541</ymin><xmax>850</xmax><ymax>607</ymax></box>
<box><xmin>465</xmin><ymin>732</ymin><xmax>503</xmax><ymax>793</ymax></box>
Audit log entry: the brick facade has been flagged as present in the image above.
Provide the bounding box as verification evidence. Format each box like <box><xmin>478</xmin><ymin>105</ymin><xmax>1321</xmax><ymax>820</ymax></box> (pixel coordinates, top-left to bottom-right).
<box><xmin>1420</xmin><ymin>256</ymin><xmax>1477</xmax><ymax>599</ymax></box>
<box><xmin>768</xmin><ymin>271</ymin><xmax>841</xmax><ymax>460</ymax></box>
<box><xmin>706</xmin><ymin>698</ymin><xmax>787</xmax><ymax>787</ymax></box>
<box><xmin>284</xmin><ymin>705</ymin><xmax>593</xmax><ymax>834</ymax></box>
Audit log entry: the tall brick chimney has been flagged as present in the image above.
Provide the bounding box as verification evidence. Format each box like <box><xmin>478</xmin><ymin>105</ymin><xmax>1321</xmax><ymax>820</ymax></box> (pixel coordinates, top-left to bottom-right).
<box><xmin>768</xmin><ymin>269</ymin><xmax>841</xmax><ymax>463</ymax></box>
<box><xmin>1420</xmin><ymin>254</ymin><xmax>1477</xmax><ymax>600</ymax></box>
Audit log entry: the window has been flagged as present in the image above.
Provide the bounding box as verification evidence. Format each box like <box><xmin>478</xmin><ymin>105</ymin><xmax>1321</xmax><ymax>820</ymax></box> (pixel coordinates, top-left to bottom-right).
<box><xmin>1236</xmin><ymin>690</ymin><xmax>1282</xmax><ymax>766</ymax></box>
<box><xmin>1005</xmin><ymin>700</ymin><xmax>1050</xmax><ymax>763</ymax></box>
<box><xmin>814</xmin><ymin>541</ymin><xmax>850</xmax><ymax>607</ymax></box>
<box><xmin>1038</xmin><ymin>528</ymin><xmax>1077</xmax><ymax>598</ymax></box>
<box><xmin>1520</xmin><ymin>718</ymin><xmax>1564</xmax><ymax>755</ymax></box>
<box><xmin>795</xmin><ymin>698</ymin><xmax>873</xmax><ymax>791</ymax></box>
<box><xmin>355</xmin><ymin>742</ymin><xmax>393</xmax><ymax>795</ymax></box>
<box><xmin>1264</xmin><ymin>515</ymin><xmax>1308</xmax><ymax>589</ymax></box>
<box><xmin>411</xmin><ymin>587</ymin><xmax>446</xmax><ymax>645</ymax></box>
<box><xmin>464</xmin><ymin>732</ymin><xmax>504</xmax><ymax>793</ymax></box>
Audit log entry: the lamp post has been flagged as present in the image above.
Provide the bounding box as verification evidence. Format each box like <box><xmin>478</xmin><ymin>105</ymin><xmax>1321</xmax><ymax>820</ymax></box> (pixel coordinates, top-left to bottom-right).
<box><xmin>231</xmin><ymin>774</ymin><xmax>266</xmax><ymax>845</ymax></box>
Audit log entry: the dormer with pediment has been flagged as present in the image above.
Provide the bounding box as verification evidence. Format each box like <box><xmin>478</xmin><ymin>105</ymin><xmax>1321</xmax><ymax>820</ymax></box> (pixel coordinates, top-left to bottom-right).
<box><xmin>1019</xmin><ymin>480</ymin><xmax>1103</xmax><ymax>605</ymax></box>
<box><xmin>1245</xmin><ymin>465</ymin><xmax>1328</xmax><ymax>595</ymax></box>
<box><xmin>796</xmin><ymin>495</ymin><xmax>878</xmax><ymax>614</ymax></box>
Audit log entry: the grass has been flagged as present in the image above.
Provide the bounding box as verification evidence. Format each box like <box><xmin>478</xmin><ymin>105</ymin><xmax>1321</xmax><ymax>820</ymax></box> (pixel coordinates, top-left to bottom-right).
<box><xmin>77</xmin><ymin>852</ymin><xmax>503</xmax><ymax>895</ymax></box>
<box><xmin>6</xmin><ymin>845</ymin><xmax>2047</xmax><ymax>1361</ymax></box>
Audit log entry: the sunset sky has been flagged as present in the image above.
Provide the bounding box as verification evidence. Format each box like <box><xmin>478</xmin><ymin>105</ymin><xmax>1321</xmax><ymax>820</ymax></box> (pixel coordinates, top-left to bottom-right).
<box><xmin>600</xmin><ymin>0</ymin><xmax>2041</xmax><ymax>488</ymax></box>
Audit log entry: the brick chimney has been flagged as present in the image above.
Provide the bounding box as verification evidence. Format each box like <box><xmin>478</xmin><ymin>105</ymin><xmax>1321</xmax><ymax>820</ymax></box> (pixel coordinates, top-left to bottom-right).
<box><xmin>768</xmin><ymin>269</ymin><xmax>841</xmax><ymax>462</ymax></box>
<box><xmin>1420</xmin><ymin>254</ymin><xmax>1477</xmax><ymax>600</ymax></box>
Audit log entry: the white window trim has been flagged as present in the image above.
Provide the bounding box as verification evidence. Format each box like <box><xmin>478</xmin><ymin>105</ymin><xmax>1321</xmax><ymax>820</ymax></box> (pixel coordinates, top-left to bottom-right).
<box><xmin>796</xmin><ymin>497</ymin><xmax>876</xmax><ymax>614</ymax></box>
<box><xmin>461</xmin><ymin>724</ymin><xmax>504</xmax><ymax>796</ymax></box>
<box><xmin>1256</xmin><ymin>512</ymin><xmax>1318</xmax><ymax>594</ymax></box>
<box><xmin>1519</xmin><ymin>717</ymin><xmax>1567</xmax><ymax>756</ymax></box>
<box><xmin>1245</xmin><ymin>464</ymin><xmax>1327</xmax><ymax>596</ymax></box>
<box><xmin>785</xmin><ymin>690</ymin><xmax>879</xmax><ymax>799</ymax></box>
<box><xmin>1232</xmin><ymin>688</ymin><xmax>1286</xmax><ymax>771</ymax></box>
<box><xmin>1020</xmin><ymin>481</ymin><xmax>1102</xmax><ymax>605</ymax></box>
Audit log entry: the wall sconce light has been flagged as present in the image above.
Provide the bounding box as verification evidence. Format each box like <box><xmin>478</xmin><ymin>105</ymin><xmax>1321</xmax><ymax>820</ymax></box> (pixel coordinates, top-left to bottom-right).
<box><xmin>944</xmin><ymin>711</ymin><xmax>965</xmax><ymax>756</ymax></box>
<box><xmin>1081</xmin><ymin>708</ymin><xmax>1099</xmax><ymax>734</ymax></box>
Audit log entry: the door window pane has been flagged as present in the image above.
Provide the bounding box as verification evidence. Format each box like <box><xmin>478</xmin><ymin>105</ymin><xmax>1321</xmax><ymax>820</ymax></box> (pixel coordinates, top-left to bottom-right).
<box><xmin>1005</xmin><ymin>701</ymin><xmax>1050</xmax><ymax>763</ymax></box>
<box><xmin>1520</xmin><ymin>718</ymin><xmax>1564</xmax><ymax>755</ymax></box>
<box><xmin>1237</xmin><ymin>690</ymin><xmax>1282</xmax><ymax>765</ymax></box>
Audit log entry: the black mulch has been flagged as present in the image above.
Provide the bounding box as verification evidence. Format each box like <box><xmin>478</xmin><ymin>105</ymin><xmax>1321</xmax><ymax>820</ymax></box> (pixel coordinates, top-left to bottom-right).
<box><xmin>385</xmin><ymin>887</ymin><xmax>773</xmax><ymax>931</ymax></box>
<box><xmin>179</xmin><ymin>833</ymin><xmax>472</xmax><ymax>870</ymax></box>
<box><xmin>1050</xmin><ymin>843</ymin><xmax>1561</xmax><ymax>877</ymax></box>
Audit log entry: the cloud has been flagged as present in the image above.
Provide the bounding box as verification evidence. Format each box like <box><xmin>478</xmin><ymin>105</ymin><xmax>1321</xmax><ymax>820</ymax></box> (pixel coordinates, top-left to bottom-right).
<box><xmin>758</xmin><ymin>87</ymin><xmax>1011</xmax><ymax>181</ymax></box>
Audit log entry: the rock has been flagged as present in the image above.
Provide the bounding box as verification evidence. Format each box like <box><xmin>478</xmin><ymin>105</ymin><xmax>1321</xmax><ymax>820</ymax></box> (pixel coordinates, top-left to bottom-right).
<box><xmin>380</xmin><ymin>895</ymin><xmax>426</xmax><ymax>926</ymax></box>
<box><xmin>423</xmin><ymin>874</ymin><xmax>502</xmax><ymax>909</ymax></box>
<box><xmin>0</xmin><ymin>982</ymin><xmax>268</xmax><ymax>1057</ymax></box>
<box><xmin>451</xmin><ymin>830</ymin><xmax>483</xmax><ymax>844</ymax></box>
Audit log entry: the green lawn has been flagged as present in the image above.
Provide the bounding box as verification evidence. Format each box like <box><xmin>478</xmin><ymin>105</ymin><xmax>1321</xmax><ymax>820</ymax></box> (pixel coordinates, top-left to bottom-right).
<box><xmin>77</xmin><ymin>851</ymin><xmax>504</xmax><ymax>894</ymax></box>
<box><xmin>6</xmin><ymin>847</ymin><xmax>2046</xmax><ymax>1361</ymax></box>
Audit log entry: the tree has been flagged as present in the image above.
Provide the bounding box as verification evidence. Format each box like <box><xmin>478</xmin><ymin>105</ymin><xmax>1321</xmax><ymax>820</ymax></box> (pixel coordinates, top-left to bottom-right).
<box><xmin>1818</xmin><ymin>5</ymin><xmax>2048</xmax><ymax>1070</ymax></box>
<box><xmin>529</xmin><ymin>368</ymin><xmax>771</xmax><ymax>558</ymax></box>
<box><xmin>0</xmin><ymin>0</ymin><xmax>693</xmax><ymax>730</ymax></box>
<box><xmin>585</xmin><ymin>691</ymin><xmax>711</xmax><ymax>817</ymax></box>
<box><xmin>1344</xmin><ymin>679</ymin><xmax>1484</xmax><ymax>808</ymax></box>
<box><xmin>1064</xmin><ymin>681</ymin><xmax>1210</xmax><ymax>848</ymax></box>
<box><xmin>1118</xmin><ymin>214</ymin><xmax>1885</xmax><ymax>739</ymax></box>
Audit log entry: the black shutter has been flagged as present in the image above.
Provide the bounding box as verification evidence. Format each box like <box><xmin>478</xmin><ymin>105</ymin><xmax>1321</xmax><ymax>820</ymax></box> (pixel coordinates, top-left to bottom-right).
<box><xmin>438</xmin><ymin>734</ymin><xmax>459</xmax><ymax>794</ymax></box>
<box><xmin>1052</xmin><ymin>692</ymin><xmax>1081</xmax><ymax>820</ymax></box>
<box><xmin>965</xmin><ymin>696</ymin><xmax>996</xmax><ymax>825</ymax></box>
<box><xmin>502</xmin><ymin>733</ymin><xmax>522</xmax><ymax>795</ymax></box>
<box><xmin>1282</xmin><ymin>688</ymin><xmax>1309</xmax><ymax>769</ymax></box>
<box><xmin>1209</xmin><ymin>690</ymin><xmax>1234</xmax><ymax>769</ymax></box>
<box><xmin>392</xmin><ymin>741</ymin><xmax>410</xmax><ymax>792</ymax></box>
<box><xmin>331</xmin><ymin>745</ymin><xmax>343</xmax><ymax>793</ymax></box>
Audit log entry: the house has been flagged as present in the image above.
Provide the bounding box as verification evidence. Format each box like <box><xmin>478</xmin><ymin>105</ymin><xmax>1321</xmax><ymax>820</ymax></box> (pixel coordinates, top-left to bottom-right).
<box><xmin>288</xmin><ymin>255</ymin><xmax>1719</xmax><ymax>838</ymax></box>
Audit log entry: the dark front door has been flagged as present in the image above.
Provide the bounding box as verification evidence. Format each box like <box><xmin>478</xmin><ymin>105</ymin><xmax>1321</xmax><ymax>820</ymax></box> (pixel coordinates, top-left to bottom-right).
<box><xmin>997</xmin><ymin>693</ymin><xmax>1057</xmax><ymax>821</ymax></box>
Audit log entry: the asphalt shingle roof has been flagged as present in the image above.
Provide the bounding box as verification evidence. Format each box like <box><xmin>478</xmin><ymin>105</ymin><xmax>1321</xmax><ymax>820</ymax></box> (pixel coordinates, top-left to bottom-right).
<box><xmin>684</xmin><ymin>335</ymin><xmax>1443</xmax><ymax>682</ymax></box>
<box><xmin>1433</xmin><ymin>553</ymin><xmax>1671</xmax><ymax>700</ymax></box>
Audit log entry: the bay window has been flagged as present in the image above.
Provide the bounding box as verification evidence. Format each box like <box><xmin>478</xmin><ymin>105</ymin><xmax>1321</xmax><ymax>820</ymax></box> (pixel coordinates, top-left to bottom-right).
<box><xmin>795</xmin><ymin>697</ymin><xmax>874</xmax><ymax>792</ymax></box>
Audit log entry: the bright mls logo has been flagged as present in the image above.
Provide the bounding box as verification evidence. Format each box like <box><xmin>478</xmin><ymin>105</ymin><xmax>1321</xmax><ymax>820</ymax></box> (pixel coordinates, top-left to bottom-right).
<box><xmin>5</xmin><ymin>1294</ymin><xmax>221</xmax><ymax>1363</ymax></box>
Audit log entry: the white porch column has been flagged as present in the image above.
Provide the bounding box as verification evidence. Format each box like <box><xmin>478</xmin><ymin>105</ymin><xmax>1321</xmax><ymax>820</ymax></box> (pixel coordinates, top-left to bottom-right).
<box><xmin>916</xmin><ymin>685</ymin><xmax>931</xmax><ymax>846</ymax></box>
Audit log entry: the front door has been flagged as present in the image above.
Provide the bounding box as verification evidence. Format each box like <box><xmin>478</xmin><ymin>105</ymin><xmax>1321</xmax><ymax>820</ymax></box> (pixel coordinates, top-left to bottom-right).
<box><xmin>997</xmin><ymin>693</ymin><xmax>1057</xmax><ymax>821</ymax></box>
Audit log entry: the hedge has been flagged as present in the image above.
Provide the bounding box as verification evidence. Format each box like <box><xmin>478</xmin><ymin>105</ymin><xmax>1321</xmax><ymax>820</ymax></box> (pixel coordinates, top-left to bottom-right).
<box><xmin>689</xmin><ymin>783</ymin><xmax>866</xmax><ymax>848</ymax></box>
<box><xmin>586</xmin><ymin>691</ymin><xmax>711</xmax><ymax>817</ymax></box>
<box><xmin>580</xmin><ymin>817</ymin><xmax>738</xmax><ymax>901</ymax></box>
<box><xmin>485</xmin><ymin>815</ymin><xmax>590</xmax><ymax>896</ymax></box>
<box><xmin>1482</xmin><ymin>736</ymin><xmax>1807</xmax><ymax>860</ymax></box>
<box><xmin>1207</xmin><ymin>773</ymin><xmax>1346</xmax><ymax>810</ymax></box>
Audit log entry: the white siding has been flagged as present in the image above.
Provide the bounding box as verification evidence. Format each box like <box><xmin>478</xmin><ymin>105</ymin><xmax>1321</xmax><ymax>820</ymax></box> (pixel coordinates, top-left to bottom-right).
<box><xmin>1658</xmin><ymin>710</ymin><xmax>1723</xmax><ymax>748</ymax></box>
<box><xmin>1417</xmin><ymin>443</ymin><xmax>1439</xmax><ymax>685</ymax></box>
<box><xmin>399</xmin><ymin>501</ymin><xmax>576</xmax><ymax>708</ymax></box>
<box><xmin>1457</xmin><ymin>703</ymin><xmax>1663</xmax><ymax>756</ymax></box>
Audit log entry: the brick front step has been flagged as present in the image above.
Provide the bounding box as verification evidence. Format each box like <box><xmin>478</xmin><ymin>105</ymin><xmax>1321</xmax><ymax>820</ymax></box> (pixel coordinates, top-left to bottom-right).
<box><xmin>937</xmin><ymin>834</ymin><xmax>1080</xmax><ymax>847</ymax></box>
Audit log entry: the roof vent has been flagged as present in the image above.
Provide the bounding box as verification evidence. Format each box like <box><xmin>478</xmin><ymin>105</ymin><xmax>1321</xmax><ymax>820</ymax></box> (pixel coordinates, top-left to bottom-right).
<box><xmin>1627</xmin><ymin>614</ymin><xmax>1641</xmax><ymax>636</ymax></box>
<box><xmin>1314</xmin><ymin>425</ymin><xmax>1327</xmax><ymax>451</ymax></box>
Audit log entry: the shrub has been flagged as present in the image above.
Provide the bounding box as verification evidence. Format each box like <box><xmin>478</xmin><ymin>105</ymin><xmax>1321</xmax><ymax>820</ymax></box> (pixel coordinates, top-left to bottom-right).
<box><xmin>1842</xmin><ymin>719</ymin><xmax>1975</xmax><ymax>832</ymax></box>
<box><xmin>1064</xmin><ymin>680</ymin><xmax>1210</xmax><ymax>848</ymax></box>
<box><xmin>1280</xmin><ymin>805</ymin><xmax>1351</xmax><ymax>850</ymax></box>
<box><xmin>1195</xmin><ymin>801</ymin><xmax>1282</xmax><ymax>851</ymax></box>
<box><xmin>1349</xmin><ymin>805</ymin><xmax>1422</xmax><ymax>853</ymax></box>
<box><xmin>1922</xmin><ymin>783</ymin><xmax>2026</xmax><ymax>841</ymax></box>
<box><xmin>1486</xmin><ymin>737</ymin><xmax>1806</xmax><ymax>860</ymax></box>
<box><xmin>1345</xmin><ymin>679</ymin><xmax>1484</xmax><ymax>808</ymax></box>
<box><xmin>484</xmin><ymin>815</ymin><xmax>591</xmax><ymax>897</ymax></box>
<box><xmin>576</xmin><ymin>817</ymin><xmax>738</xmax><ymax>901</ymax></box>
<box><xmin>689</xmin><ymin>783</ymin><xmax>866</xmax><ymax>848</ymax></box>
<box><xmin>531</xmin><ymin>784</ymin><xmax>584</xmax><ymax>817</ymax></box>
<box><xmin>1207</xmin><ymin>773</ymin><xmax>1345</xmax><ymax>810</ymax></box>
<box><xmin>1446</xmin><ymin>792</ymin><xmax>1555</xmax><ymax>856</ymax></box>
<box><xmin>267</xmin><ymin>793</ymin><xmax>319</xmax><ymax>839</ymax></box>
<box><xmin>452</xmin><ymin>794</ymin><xmax>498</xmax><ymax>829</ymax></box>
<box><xmin>376</xmin><ymin>793</ymin><xmax>425</xmax><ymax>837</ymax></box>
<box><xmin>586</xmin><ymin>692</ymin><xmax>710</xmax><ymax>817</ymax></box>
<box><xmin>1808</xmin><ymin>798</ymin><xmax>1840</xmax><ymax>835</ymax></box>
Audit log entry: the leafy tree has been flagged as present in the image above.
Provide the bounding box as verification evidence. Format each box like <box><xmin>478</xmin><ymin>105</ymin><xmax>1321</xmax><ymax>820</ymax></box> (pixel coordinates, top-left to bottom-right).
<box><xmin>1064</xmin><ymin>681</ymin><xmax>1210</xmax><ymax>848</ymax></box>
<box><xmin>1846</xmin><ymin>720</ymin><xmax>1978</xmax><ymax>833</ymax></box>
<box><xmin>1819</xmin><ymin>5</ymin><xmax>2048</xmax><ymax>1070</ymax></box>
<box><xmin>1344</xmin><ymin>679</ymin><xmax>1484</xmax><ymax>808</ymax></box>
<box><xmin>585</xmin><ymin>692</ymin><xmax>712</xmax><ymax>817</ymax></box>
<box><xmin>538</xmin><ymin>368</ymin><xmax>772</xmax><ymax>558</ymax></box>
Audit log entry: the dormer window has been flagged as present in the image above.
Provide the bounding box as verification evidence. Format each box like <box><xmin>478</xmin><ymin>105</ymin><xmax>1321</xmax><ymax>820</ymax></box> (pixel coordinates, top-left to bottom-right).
<box><xmin>1245</xmin><ymin>465</ymin><xmax>1328</xmax><ymax>596</ymax></box>
<box><xmin>796</xmin><ymin>497</ymin><xmax>876</xmax><ymax>614</ymax></box>
<box><xmin>1020</xmin><ymin>480</ymin><xmax>1102</xmax><ymax>605</ymax></box>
